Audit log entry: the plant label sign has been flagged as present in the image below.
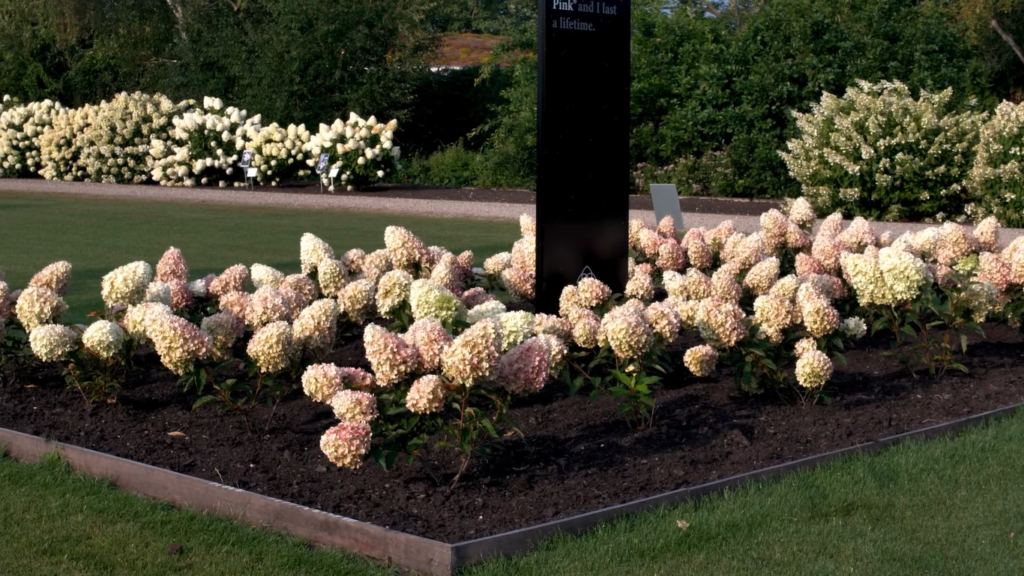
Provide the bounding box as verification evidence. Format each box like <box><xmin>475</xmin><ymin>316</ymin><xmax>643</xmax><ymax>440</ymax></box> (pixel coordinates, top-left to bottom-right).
<box><xmin>329</xmin><ymin>168</ymin><xmax>340</xmax><ymax>179</ymax></box>
<box><xmin>536</xmin><ymin>0</ymin><xmax>631</xmax><ymax>312</ymax></box>
<box><xmin>246</xmin><ymin>167</ymin><xmax>258</xmax><ymax>179</ymax></box>
<box><xmin>650</xmin><ymin>183</ymin><xmax>684</xmax><ymax>231</ymax></box>
<box><xmin>316</xmin><ymin>153</ymin><xmax>330</xmax><ymax>174</ymax></box>
<box><xmin>239</xmin><ymin>150</ymin><xmax>254</xmax><ymax>168</ymax></box>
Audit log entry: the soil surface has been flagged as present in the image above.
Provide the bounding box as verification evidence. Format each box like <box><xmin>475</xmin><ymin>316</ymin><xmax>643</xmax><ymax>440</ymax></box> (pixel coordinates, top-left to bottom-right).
<box><xmin>2</xmin><ymin>326</ymin><xmax>1022</xmax><ymax>543</ymax></box>
<box><xmin>248</xmin><ymin>181</ymin><xmax>784</xmax><ymax>215</ymax></box>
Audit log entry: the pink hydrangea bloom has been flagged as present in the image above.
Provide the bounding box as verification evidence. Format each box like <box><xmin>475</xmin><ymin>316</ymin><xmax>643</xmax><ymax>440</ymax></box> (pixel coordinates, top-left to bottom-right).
<box><xmin>496</xmin><ymin>337</ymin><xmax>551</xmax><ymax>394</ymax></box>
<box><xmin>363</xmin><ymin>324</ymin><xmax>419</xmax><ymax>386</ymax></box>
<box><xmin>155</xmin><ymin>247</ymin><xmax>188</xmax><ymax>283</ymax></box>
<box><xmin>320</xmin><ymin>422</ymin><xmax>371</xmax><ymax>469</ymax></box>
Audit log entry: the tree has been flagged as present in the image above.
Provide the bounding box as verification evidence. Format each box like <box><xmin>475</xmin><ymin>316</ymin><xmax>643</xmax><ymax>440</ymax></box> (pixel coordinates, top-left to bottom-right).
<box><xmin>938</xmin><ymin>0</ymin><xmax>1024</xmax><ymax>100</ymax></box>
<box><xmin>0</xmin><ymin>0</ymin><xmax>177</xmax><ymax>105</ymax></box>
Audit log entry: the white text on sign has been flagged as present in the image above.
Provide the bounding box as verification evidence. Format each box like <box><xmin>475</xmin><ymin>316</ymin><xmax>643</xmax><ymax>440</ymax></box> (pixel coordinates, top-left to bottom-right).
<box><xmin>552</xmin><ymin>0</ymin><xmax>618</xmax><ymax>15</ymax></box>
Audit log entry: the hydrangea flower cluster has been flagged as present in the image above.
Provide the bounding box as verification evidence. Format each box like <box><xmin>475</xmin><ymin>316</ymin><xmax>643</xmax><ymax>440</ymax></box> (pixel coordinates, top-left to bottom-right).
<box><xmin>363</xmin><ymin>324</ymin><xmax>419</xmax><ymax>386</ymax></box>
<box><xmin>409</xmin><ymin>279</ymin><xmax>463</xmax><ymax>325</ymax></box>
<box><xmin>320</xmin><ymin>422</ymin><xmax>372</xmax><ymax>469</ymax></box>
<box><xmin>82</xmin><ymin>320</ymin><xmax>126</xmax><ymax>359</ymax></box>
<box><xmin>292</xmin><ymin>299</ymin><xmax>339</xmax><ymax>356</ymax></box>
<box><xmin>299</xmin><ymin>233</ymin><xmax>335</xmax><ymax>275</ymax></box>
<box><xmin>147</xmin><ymin>312</ymin><xmax>214</xmax><ymax>375</ymax></box>
<box><xmin>375</xmin><ymin>270</ymin><xmax>413</xmax><ymax>318</ymax></box>
<box><xmin>338</xmin><ymin>280</ymin><xmax>376</xmax><ymax>324</ymax></box>
<box><xmin>683</xmin><ymin>345</ymin><xmax>718</xmax><ymax>377</ymax></box>
<box><xmin>250</xmin><ymin>263</ymin><xmax>285</xmax><ymax>289</ymax></box>
<box><xmin>329</xmin><ymin>390</ymin><xmax>378</xmax><ymax>423</ymax></box>
<box><xmin>29</xmin><ymin>324</ymin><xmax>78</xmax><ymax>362</ymax></box>
<box><xmin>442</xmin><ymin>318</ymin><xmax>501</xmax><ymax>385</ymax></box>
<box><xmin>402</xmin><ymin>319</ymin><xmax>452</xmax><ymax>373</ymax></box>
<box><xmin>496</xmin><ymin>337</ymin><xmax>551</xmax><ymax>394</ymax></box>
<box><xmin>201</xmin><ymin>312</ymin><xmax>245</xmax><ymax>355</ymax></box>
<box><xmin>208</xmin><ymin>264</ymin><xmax>249</xmax><ymax>297</ymax></box>
<box><xmin>599</xmin><ymin>305</ymin><xmax>653</xmax><ymax>361</ymax></box>
<box><xmin>406</xmin><ymin>375</ymin><xmax>447</xmax><ymax>414</ymax></box>
<box><xmin>101</xmin><ymin>261</ymin><xmax>153</xmax><ymax>308</ymax></box>
<box><xmin>14</xmin><ymin>286</ymin><xmax>68</xmax><ymax>332</ymax></box>
<box><xmin>246</xmin><ymin>321</ymin><xmax>295</xmax><ymax>374</ymax></box>
<box><xmin>795</xmin><ymin>350</ymin><xmax>834</xmax><ymax>389</ymax></box>
<box><xmin>28</xmin><ymin>261</ymin><xmax>72</xmax><ymax>296</ymax></box>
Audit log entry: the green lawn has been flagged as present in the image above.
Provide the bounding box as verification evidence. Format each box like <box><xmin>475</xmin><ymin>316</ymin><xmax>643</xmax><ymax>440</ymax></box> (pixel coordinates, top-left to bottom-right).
<box><xmin>0</xmin><ymin>191</ymin><xmax>521</xmax><ymax>323</ymax></box>
<box><xmin>3</xmin><ymin>411</ymin><xmax>1024</xmax><ymax>575</ymax></box>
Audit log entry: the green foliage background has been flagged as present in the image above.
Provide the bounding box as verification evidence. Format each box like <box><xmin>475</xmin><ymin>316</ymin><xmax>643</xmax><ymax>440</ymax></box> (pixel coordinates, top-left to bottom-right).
<box><xmin>0</xmin><ymin>0</ymin><xmax>1022</xmax><ymax>196</ymax></box>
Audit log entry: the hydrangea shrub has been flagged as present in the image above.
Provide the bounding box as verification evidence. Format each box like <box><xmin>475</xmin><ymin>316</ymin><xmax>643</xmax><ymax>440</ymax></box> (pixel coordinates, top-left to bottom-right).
<box><xmin>780</xmin><ymin>80</ymin><xmax>986</xmax><ymax>222</ymax></box>
<box><xmin>965</xmin><ymin>101</ymin><xmax>1024</xmax><ymax>227</ymax></box>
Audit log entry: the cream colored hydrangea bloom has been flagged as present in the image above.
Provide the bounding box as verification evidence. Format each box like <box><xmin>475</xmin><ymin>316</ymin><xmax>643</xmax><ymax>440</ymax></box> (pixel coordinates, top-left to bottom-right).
<box><xmin>101</xmin><ymin>261</ymin><xmax>153</xmax><ymax>308</ymax></box>
<box><xmin>82</xmin><ymin>320</ymin><xmax>125</xmax><ymax>359</ymax></box>
<box><xmin>29</xmin><ymin>324</ymin><xmax>78</xmax><ymax>362</ymax></box>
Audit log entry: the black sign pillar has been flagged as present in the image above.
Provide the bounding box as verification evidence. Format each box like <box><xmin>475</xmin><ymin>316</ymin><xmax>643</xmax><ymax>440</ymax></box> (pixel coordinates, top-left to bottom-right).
<box><xmin>536</xmin><ymin>0</ymin><xmax>631</xmax><ymax>313</ymax></box>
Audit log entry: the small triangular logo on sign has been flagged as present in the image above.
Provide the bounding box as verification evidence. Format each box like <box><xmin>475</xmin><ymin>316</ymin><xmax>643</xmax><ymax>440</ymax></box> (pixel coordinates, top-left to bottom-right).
<box><xmin>577</xmin><ymin>266</ymin><xmax>597</xmax><ymax>283</ymax></box>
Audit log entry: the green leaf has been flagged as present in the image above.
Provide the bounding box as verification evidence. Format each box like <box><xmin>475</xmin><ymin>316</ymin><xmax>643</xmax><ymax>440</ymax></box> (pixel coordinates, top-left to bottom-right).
<box><xmin>192</xmin><ymin>395</ymin><xmax>220</xmax><ymax>410</ymax></box>
<box><xmin>960</xmin><ymin>334</ymin><xmax>969</xmax><ymax>354</ymax></box>
<box><xmin>871</xmin><ymin>317</ymin><xmax>889</xmax><ymax>335</ymax></box>
<box><xmin>479</xmin><ymin>419</ymin><xmax>498</xmax><ymax>437</ymax></box>
<box><xmin>611</xmin><ymin>371</ymin><xmax>632</xmax><ymax>386</ymax></box>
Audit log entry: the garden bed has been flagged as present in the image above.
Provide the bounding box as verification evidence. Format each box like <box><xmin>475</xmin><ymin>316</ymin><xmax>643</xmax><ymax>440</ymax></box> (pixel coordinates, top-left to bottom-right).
<box><xmin>2</xmin><ymin>324</ymin><xmax>1021</xmax><ymax>544</ymax></box>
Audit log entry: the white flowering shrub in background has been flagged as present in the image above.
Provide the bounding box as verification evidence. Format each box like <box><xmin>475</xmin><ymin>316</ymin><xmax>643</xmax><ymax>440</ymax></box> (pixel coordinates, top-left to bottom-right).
<box><xmin>0</xmin><ymin>93</ymin><xmax>396</xmax><ymax>190</ymax></box>
<box><xmin>245</xmin><ymin>122</ymin><xmax>312</xmax><ymax>186</ymax></box>
<box><xmin>150</xmin><ymin>97</ymin><xmax>262</xmax><ymax>187</ymax></box>
<box><xmin>965</xmin><ymin>101</ymin><xmax>1024</xmax><ymax>228</ymax></box>
<box><xmin>0</xmin><ymin>97</ymin><xmax>61</xmax><ymax>178</ymax></box>
<box><xmin>36</xmin><ymin>101</ymin><xmax>89</xmax><ymax>181</ymax></box>
<box><xmin>304</xmin><ymin>113</ymin><xmax>400</xmax><ymax>191</ymax></box>
<box><xmin>780</xmin><ymin>80</ymin><xmax>986</xmax><ymax>223</ymax></box>
<box><xmin>48</xmin><ymin>92</ymin><xmax>187</xmax><ymax>184</ymax></box>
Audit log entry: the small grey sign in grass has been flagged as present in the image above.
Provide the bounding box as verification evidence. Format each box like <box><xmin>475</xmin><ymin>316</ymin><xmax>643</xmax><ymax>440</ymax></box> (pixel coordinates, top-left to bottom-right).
<box><xmin>650</xmin><ymin>183</ymin><xmax>683</xmax><ymax>230</ymax></box>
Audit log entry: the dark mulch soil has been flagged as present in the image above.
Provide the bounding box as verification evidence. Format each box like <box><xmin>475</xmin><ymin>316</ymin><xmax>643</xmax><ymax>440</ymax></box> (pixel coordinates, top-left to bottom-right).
<box><xmin>241</xmin><ymin>181</ymin><xmax>783</xmax><ymax>215</ymax></box>
<box><xmin>2</xmin><ymin>326</ymin><xmax>1022</xmax><ymax>543</ymax></box>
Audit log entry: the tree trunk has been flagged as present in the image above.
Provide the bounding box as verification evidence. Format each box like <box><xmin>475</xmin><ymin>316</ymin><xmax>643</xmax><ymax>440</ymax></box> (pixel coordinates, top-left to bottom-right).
<box><xmin>165</xmin><ymin>0</ymin><xmax>186</xmax><ymax>41</ymax></box>
<box><xmin>992</xmin><ymin>18</ymin><xmax>1024</xmax><ymax>67</ymax></box>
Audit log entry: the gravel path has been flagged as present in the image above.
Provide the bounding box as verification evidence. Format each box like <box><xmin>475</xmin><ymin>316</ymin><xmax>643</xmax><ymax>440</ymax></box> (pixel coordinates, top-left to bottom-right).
<box><xmin>4</xmin><ymin>178</ymin><xmax>1022</xmax><ymax>245</ymax></box>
